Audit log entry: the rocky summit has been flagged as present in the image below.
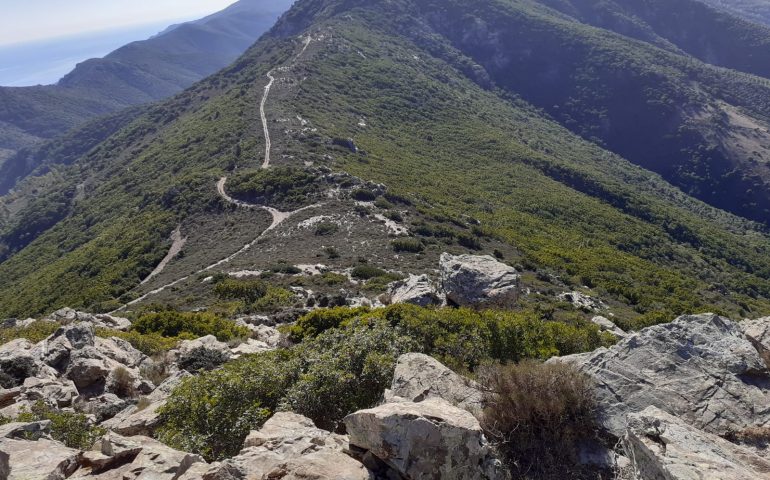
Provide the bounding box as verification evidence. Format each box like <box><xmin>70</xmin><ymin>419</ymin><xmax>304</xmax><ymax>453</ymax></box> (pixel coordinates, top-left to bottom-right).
<box><xmin>6</xmin><ymin>0</ymin><xmax>770</xmax><ymax>478</ymax></box>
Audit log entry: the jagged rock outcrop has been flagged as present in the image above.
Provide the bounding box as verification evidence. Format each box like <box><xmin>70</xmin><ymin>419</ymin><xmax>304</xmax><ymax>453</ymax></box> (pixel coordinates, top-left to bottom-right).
<box><xmin>388</xmin><ymin>353</ymin><xmax>483</xmax><ymax>413</ymax></box>
<box><xmin>102</xmin><ymin>371</ymin><xmax>191</xmax><ymax>436</ymax></box>
<box><xmin>0</xmin><ymin>420</ymin><xmax>50</xmax><ymax>440</ymax></box>
<box><xmin>388</xmin><ymin>274</ymin><xmax>443</xmax><ymax>307</ymax></box>
<box><xmin>590</xmin><ymin>316</ymin><xmax>627</xmax><ymax>339</ymax></box>
<box><xmin>558</xmin><ymin>291</ymin><xmax>607</xmax><ymax>311</ymax></box>
<box><xmin>47</xmin><ymin>308</ymin><xmax>131</xmax><ymax>331</ymax></box>
<box><xmin>557</xmin><ymin>313</ymin><xmax>770</xmax><ymax>436</ymax></box>
<box><xmin>0</xmin><ymin>322</ymin><xmax>152</xmax><ymax>421</ymax></box>
<box><xmin>169</xmin><ymin>335</ymin><xmax>231</xmax><ymax>363</ymax></box>
<box><xmin>0</xmin><ymin>437</ymin><xmax>81</xmax><ymax>480</ymax></box>
<box><xmin>344</xmin><ymin>397</ymin><xmax>503</xmax><ymax>480</ymax></box>
<box><xmin>439</xmin><ymin>253</ymin><xmax>519</xmax><ymax>307</ymax></box>
<box><xmin>623</xmin><ymin>406</ymin><xmax>770</xmax><ymax>479</ymax></box>
<box><xmin>199</xmin><ymin>412</ymin><xmax>370</xmax><ymax>479</ymax></box>
<box><xmin>70</xmin><ymin>431</ymin><xmax>205</xmax><ymax>479</ymax></box>
<box><xmin>0</xmin><ymin>338</ymin><xmax>57</xmax><ymax>386</ymax></box>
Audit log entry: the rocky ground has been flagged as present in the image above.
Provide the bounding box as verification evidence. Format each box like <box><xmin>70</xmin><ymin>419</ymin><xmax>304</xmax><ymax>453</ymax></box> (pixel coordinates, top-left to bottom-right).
<box><xmin>2</xmin><ymin>254</ymin><xmax>770</xmax><ymax>479</ymax></box>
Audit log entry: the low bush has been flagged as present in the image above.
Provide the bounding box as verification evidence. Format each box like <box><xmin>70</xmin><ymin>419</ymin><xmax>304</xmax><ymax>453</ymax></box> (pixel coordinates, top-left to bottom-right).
<box><xmin>288</xmin><ymin>304</ymin><xmax>614</xmax><ymax>370</ymax></box>
<box><xmin>159</xmin><ymin>306</ymin><xmax>610</xmax><ymax>462</ymax></box>
<box><xmin>351</xmin><ymin>265</ymin><xmax>388</xmax><ymax>280</ymax></box>
<box><xmin>215</xmin><ymin>278</ymin><xmax>268</xmax><ymax>304</ymax></box>
<box><xmin>227</xmin><ymin>167</ymin><xmax>320</xmax><ymax>209</ymax></box>
<box><xmin>0</xmin><ymin>321</ymin><xmax>59</xmax><ymax>345</ymax></box>
<box><xmin>479</xmin><ymin>361</ymin><xmax>599</xmax><ymax>479</ymax></box>
<box><xmin>458</xmin><ymin>233</ymin><xmax>483</xmax><ymax>250</ymax></box>
<box><xmin>351</xmin><ymin>189</ymin><xmax>376</xmax><ymax>201</ymax></box>
<box><xmin>160</xmin><ymin>322</ymin><xmax>415</xmax><ymax>460</ymax></box>
<box><xmin>391</xmin><ymin>238</ymin><xmax>424</xmax><ymax>253</ymax></box>
<box><xmin>17</xmin><ymin>401</ymin><xmax>105</xmax><ymax>450</ymax></box>
<box><xmin>178</xmin><ymin>347</ymin><xmax>230</xmax><ymax>372</ymax></box>
<box><xmin>314</xmin><ymin>222</ymin><xmax>339</xmax><ymax>236</ymax></box>
<box><xmin>251</xmin><ymin>287</ymin><xmax>295</xmax><ymax>313</ymax></box>
<box><xmin>132</xmin><ymin>311</ymin><xmax>249</xmax><ymax>342</ymax></box>
<box><xmin>97</xmin><ymin>329</ymin><xmax>181</xmax><ymax>357</ymax></box>
<box><xmin>158</xmin><ymin>349</ymin><xmax>302</xmax><ymax>461</ymax></box>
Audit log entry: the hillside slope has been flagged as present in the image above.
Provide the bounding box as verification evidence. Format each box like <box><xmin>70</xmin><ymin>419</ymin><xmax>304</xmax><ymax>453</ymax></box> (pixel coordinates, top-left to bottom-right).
<box><xmin>700</xmin><ymin>0</ymin><xmax>770</xmax><ymax>26</ymax></box>
<box><xmin>381</xmin><ymin>0</ymin><xmax>770</xmax><ymax>225</ymax></box>
<box><xmin>0</xmin><ymin>0</ymin><xmax>294</xmax><ymax>194</ymax></box>
<box><xmin>3</xmin><ymin>0</ymin><xmax>770</xmax><ymax>328</ymax></box>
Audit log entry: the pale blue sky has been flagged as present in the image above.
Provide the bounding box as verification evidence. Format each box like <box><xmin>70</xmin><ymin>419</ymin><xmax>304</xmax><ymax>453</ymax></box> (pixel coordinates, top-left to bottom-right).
<box><xmin>0</xmin><ymin>0</ymin><xmax>238</xmax><ymax>46</ymax></box>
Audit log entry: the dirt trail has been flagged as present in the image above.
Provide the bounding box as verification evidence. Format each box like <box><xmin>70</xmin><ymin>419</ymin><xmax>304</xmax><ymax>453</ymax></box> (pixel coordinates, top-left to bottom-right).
<box><xmin>260</xmin><ymin>71</ymin><xmax>275</xmax><ymax>169</ymax></box>
<box><xmin>140</xmin><ymin>226</ymin><xmax>186</xmax><ymax>285</ymax></box>
<box><xmin>112</xmin><ymin>37</ymin><xmax>317</xmax><ymax>312</ymax></box>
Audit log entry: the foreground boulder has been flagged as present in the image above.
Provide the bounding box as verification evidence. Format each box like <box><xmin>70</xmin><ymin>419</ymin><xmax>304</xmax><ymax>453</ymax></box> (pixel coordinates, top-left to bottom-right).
<box><xmin>344</xmin><ymin>397</ymin><xmax>503</xmax><ymax>480</ymax></box>
<box><xmin>102</xmin><ymin>371</ymin><xmax>191</xmax><ymax>436</ymax></box>
<box><xmin>624</xmin><ymin>406</ymin><xmax>770</xmax><ymax>479</ymax></box>
<box><xmin>0</xmin><ymin>437</ymin><xmax>81</xmax><ymax>480</ymax></box>
<box><xmin>388</xmin><ymin>274</ymin><xmax>443</xmax><ymax>307</ymax></box>
<box><xmin>199</xmin><ymin>412</ymin><xmax>370</xmax><ymax>479</ymax></box>
<box><xmin>47</xmin><ymin>308</ymin><xmax>131</xmax><ymax>331</ymax></box>
<box><xmin>558</xmin><ymin>313</ymin><xmax>770</xmax><ymax>436</ymax></box>
<box><xmin>71</xmin><ymin>431</ymin><xmax>204</xmax><ymax>479</ymax></box>
<box><xmin>388</xmin><ymin>353</ymin><xmax>483</xmax><ymax>413</ymax></box>
<box><xmin>439</xmin><ymin>253</ymin><xmax>520</xmax><ymax>307</ymax></box>
<box><xmin>590</xmin><ymin>316</ymin><xmax>627</xmax><ymax>339</ymax></box>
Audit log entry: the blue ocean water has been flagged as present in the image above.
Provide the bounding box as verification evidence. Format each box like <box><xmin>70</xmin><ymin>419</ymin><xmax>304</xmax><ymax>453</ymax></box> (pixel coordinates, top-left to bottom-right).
<box><xmin>0</xmin><ymin>22</ymin><xmax>172</xmax><ymax>86</ymax></box>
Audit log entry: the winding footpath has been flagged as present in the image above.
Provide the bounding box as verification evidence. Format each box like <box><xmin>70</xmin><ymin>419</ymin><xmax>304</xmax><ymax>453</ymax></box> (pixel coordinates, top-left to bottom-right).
<box><xmin>260</xmin><ymin>71</ymin><xmax>275</xmax><ymax>169</ymax></box>
<box><xmin>111</xmin><ymin>37</ymin><xmax>315</xmax><ymax>313</ymax></box>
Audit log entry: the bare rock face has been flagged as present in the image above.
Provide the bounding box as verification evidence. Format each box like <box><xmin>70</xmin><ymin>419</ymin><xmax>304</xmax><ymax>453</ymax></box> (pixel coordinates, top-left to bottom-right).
<box><xmin>624</xmin><ymin>406</ymin><xmax>770</xmax><ymax>479</ymax></box>
<box><xmin>0</xmin><ymin>420</ymin><xmax>51</xmax><ymax>440</ymax></box>
<box><xmin>200</xmin><ymin>412</ymin><xmax>370</xmax><ymax>479</ymax></box>
<box><xmin>558</xmin><ymin>291</ymin><xmax>607</xmax><ymax>312</ymax></box>
<box><xmin>439</xmin><ymin>253</ymin><xmax>519</xmax><ymax>307</ymax></box>
<box><xmin>169</xmin><ymin>335</ymin><xmax>232</xmax><ymax>364</ymax></box>
<box><xmin>0</xmin><ymin>437</ymin><xmax>81</xmax><ymax>480</ymax></box>
<box><xmin>47</xmin><ymin>308</ymin><xmax>132</xmax><ymax>331</ymax></box>
<box><xmin>344</xmin><ymin>397</ymin><xmax>503</xmax><ymax>480</ymax></box>
<box><xmin>388</xmin><ymin>274</ymin><xmax>443</xmax><ymax>307</ymax></box>
<box><xmin>0</xmin><ymin>338</ymin><xmax>57</xmax><ymax>386</ymax></box>
<box><xmin>558</xmin><ymin>313</ymin><xmax>770</xmax><ymax>437</ymax></box>
<box><xmin>70</xmin><ymin>431</ymin><xmax>205</xmax><ymax>479</ymax></box>
<box><xmin>102</xmin><ymin>371</ymin><xmax>191</xmax><ymax>436</ymax></box>
<box><xmin>590</xmin><ymin>316</ymin><xmax>627</xmax><ymax>339</ymax></box>
<box><xmin>389</xmin><ymin>352</ymin><xmax>483</xmax><ymax>413</ymax></box>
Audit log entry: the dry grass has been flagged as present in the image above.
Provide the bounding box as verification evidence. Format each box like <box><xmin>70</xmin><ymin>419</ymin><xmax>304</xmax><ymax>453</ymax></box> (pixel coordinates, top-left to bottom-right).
<box><xmin>109</xmin><ymin>367</ymin><xmax>137</xmax><ymax>399</ymax></box>
<box><xmin>479</xmin><ymin>361</ymin><xmax>599</xmax><ymax>479</ymax></box>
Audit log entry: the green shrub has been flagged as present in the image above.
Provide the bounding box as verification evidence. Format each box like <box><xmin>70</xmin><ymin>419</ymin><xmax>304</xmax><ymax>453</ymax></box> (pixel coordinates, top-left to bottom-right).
<box><xmin>314</xmin><ymin>222</ymin><xmax>339</xmax><ymax>236</ymax></box>
<box><xmin>251</xmin><ymin>287</ymin><xmax>295</xmax><ymax>313</ymax></box>
<box><xmin>158</xmin><ymin>349</ymin><xmax>302</xmax><ymax>461</ymax></box>
<box><xmin>96</xmin><ymin>329</ymin><xmax>181</xmax><ymax>356</ymax></box>
<box><xmin>391</xmin><ymin>238</ymin><xmax>424</xmax><ymax>253</ymax></box>
<box><xmin>215</xmin><ymin>278</ymin><xmax>269</xmax><ymax>304</ymax></box>
<box><xmin>132</xmin><ymin>311</ymin><xmax>249</xmax><ymax>342</ymax></box>
<box><xmin>17</xmin><ymin>401</ymin><xmax>105</xmax><ymax>450</ymax></box>
<box><xmin>352</xmin><ymin>189</ymin><xmax>376</xmax><ymax>201</ymax></box>
<box><xmin>269</xmin><ymin>264</ymin><xmax>302</xmax><ymax>275</ymax></box>
<box><xmin>479</xmin><ymin>361</ymin><xmax>598</xmax><ymax>479</ymax></box>
<box><xmin>351</xmin><ymin>265</ymin><xmax>388</xmax><ymax>280</ymax></box>
<box><xmin>228</xmin><ymin>167</ymin><xmax>320</xmax><ymax>209</ymax></box>
<box><xmin>0</xmin><ymin>321</ymin><xmax>59</xmax><ymax>345</ymax></box>
<box><xmin>281</xmin><ymin>323</ymin><xmax>417</xmax><ymax>432</ymax></box>
<box><xmin>159</xmin><ymin>322</ymin><xmax>415</xmax><ymax>460</ymax></box>
<box><xmin>178</xmin><ymin>347</ymin><xmax>230</xmax><ymax>372</ymax></box>
<box><xmin>288</xmin><ymin>304</ymin><xmax>613</xmax><ymax>370</ymax></box>
<box><xmin>458</xmin><ymin>233</ymin><xmax>483</xmax><ymax>251</ymax></box>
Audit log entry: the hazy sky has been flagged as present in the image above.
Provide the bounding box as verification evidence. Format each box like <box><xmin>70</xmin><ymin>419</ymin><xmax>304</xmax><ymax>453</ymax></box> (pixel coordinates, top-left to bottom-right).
<box><xmin>0</xmin><ymin>0</ymin><xmax>239</xmax><ymax>46</ymax></box>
